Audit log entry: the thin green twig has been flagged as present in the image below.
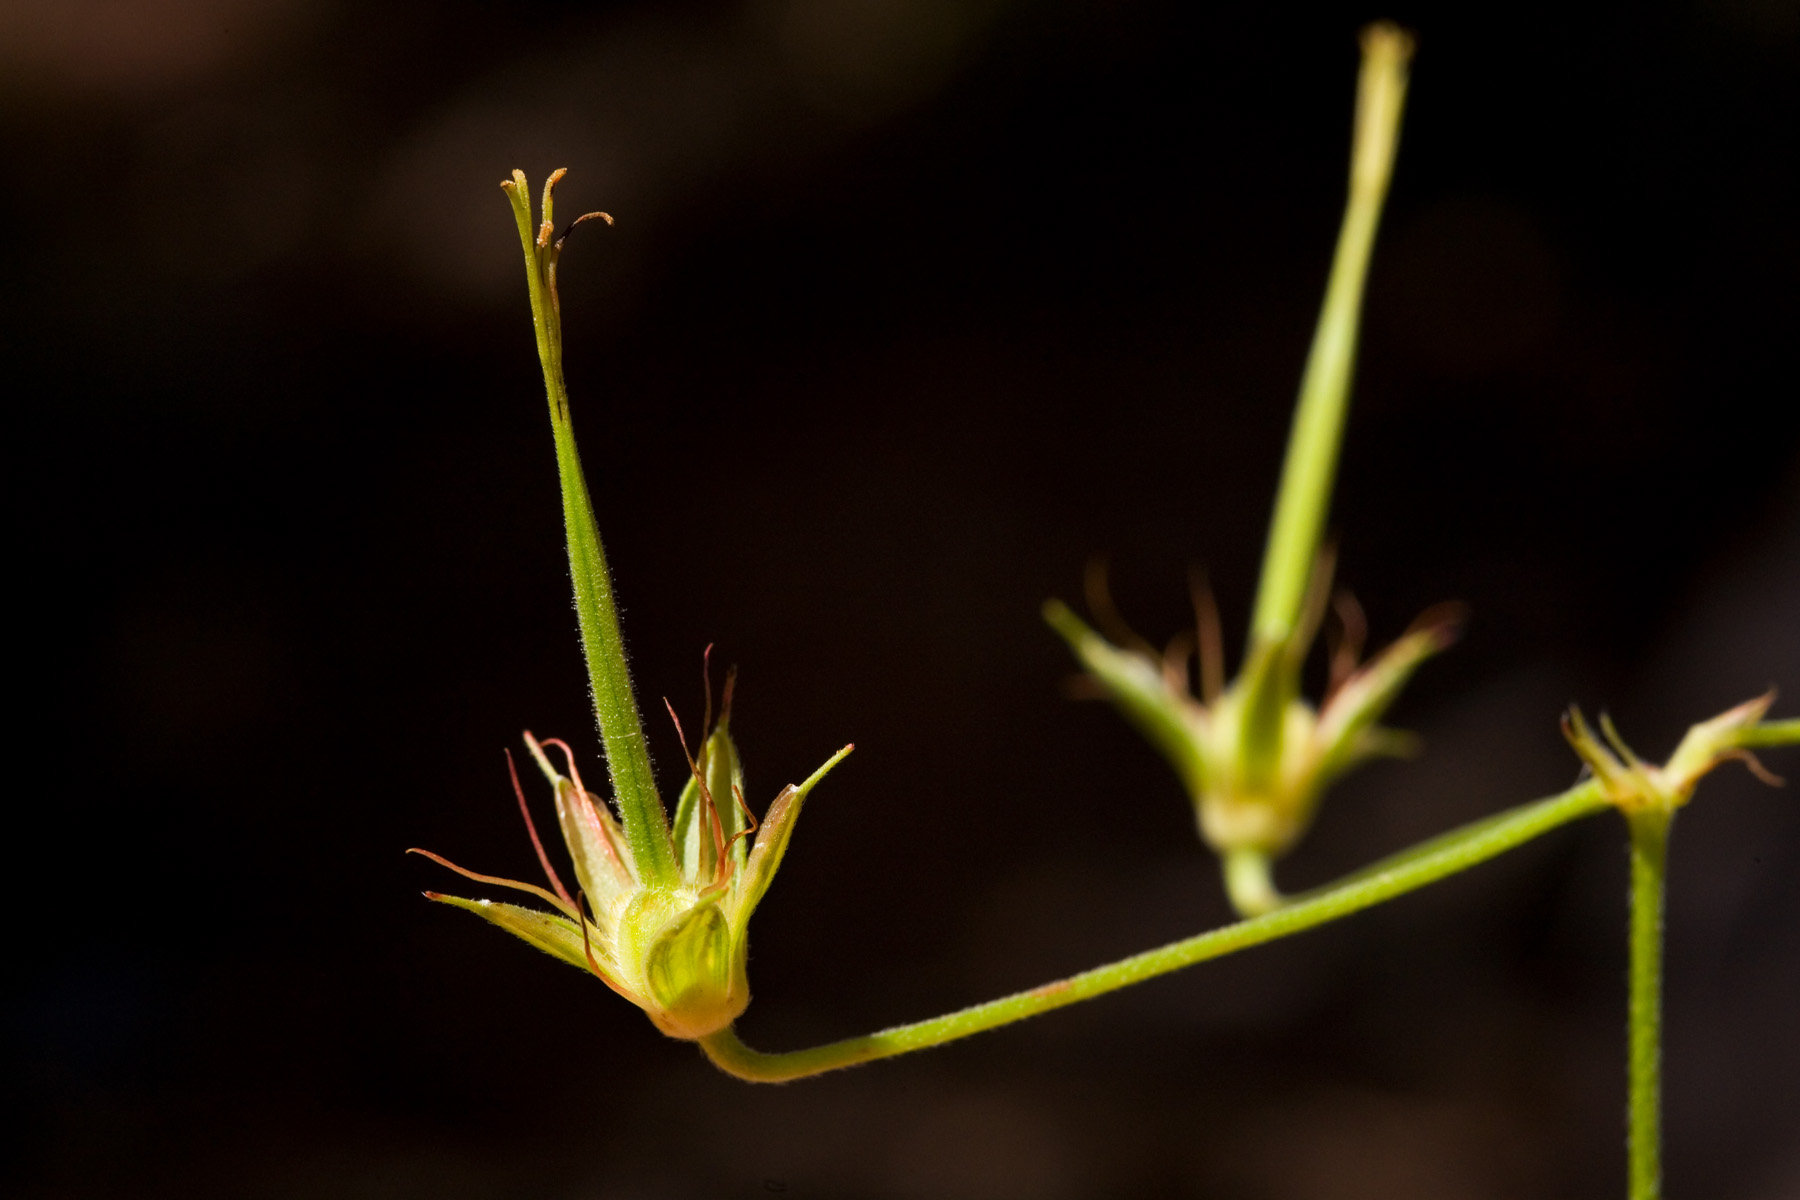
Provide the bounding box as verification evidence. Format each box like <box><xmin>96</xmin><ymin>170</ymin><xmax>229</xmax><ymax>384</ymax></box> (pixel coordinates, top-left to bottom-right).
<box><xmin>1627</xmin><ymin>809</ymin><xmax>1669</xmax><ymax>1200</ymax></box>
<box><xmin>502</xmin><ymin>172</ymin><xmax>677</xmax><ymax>885</ymax></box>
<box><xmin>701</xmin><ymin>780</ymin><xmax>1607</xmax><ymax>1081</ymax></box>
<box><xmin>1250</xmin><ymin>24</ymin><xmax>1411</xmax><ymax>646</ymax></box>
<box><xmin>1736</xmin><ymin>718</ymin><xmax>1800</xmax><ymax>748</ymax></box>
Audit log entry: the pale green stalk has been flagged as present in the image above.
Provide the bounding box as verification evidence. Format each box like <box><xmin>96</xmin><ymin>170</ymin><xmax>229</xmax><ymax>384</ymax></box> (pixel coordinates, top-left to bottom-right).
<box><xmin>1224</xmin><ymin>848</ymin><xmax>1283</xmax><ymax>916</ymax></box>
<box><xmin>701</xmin><ymin>780</ymin><xmax>1607</xmax><ymax>1081</ymax></box>
<box><xmin>1250</xmin><ymin>25</ymin><xmax>1411</xmax><ymax>646</ymax></box>
<box><xmin>1626</xmin><ymin>809</ymin><xmax>1669</xmax><ymax>1200</ymax></box>
<box><xmin>1562</xmin><ymin>703</ymin><xmax>1800</xmax><ymax>1200</ymax></box>
<box><xmin>503</xmin><ymin>172</ymin><xmax>677</xmax><ymax>885</ymax></box>
<box><xmin>1736</xmin><ymin>718</ymin><xmax>1800</xmax><ymax>747</ymax></box>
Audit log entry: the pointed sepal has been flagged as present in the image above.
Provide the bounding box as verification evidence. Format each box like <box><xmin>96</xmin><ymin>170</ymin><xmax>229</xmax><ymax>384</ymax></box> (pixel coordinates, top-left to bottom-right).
<box><xmin>734</xmin><ymin>744</ymin><xmax>855</xmax><ymax>927</ymax></box>
<box><xmin>1044</xmin><ymin>600</ymin><xmax>1210</xmax><ymax>798</ymax></box>
<box><xmin>672</xmin><ymin>718</ymin><xmax>750</xmax><ymax>887</ymax></box>
<box><xmin>524</xmin><ymin>733</ymin><xmax>636</xmax><ymax>914</ymax></box>
<box><xmin>1315</xmin><ymin>604</ymin><xmax>1462</xmax><ymax>786</ymax></box>
<box><xmin>427</xmin><ymin>892</ymin><xmax>596</xmax><ymax>974</ymax></box>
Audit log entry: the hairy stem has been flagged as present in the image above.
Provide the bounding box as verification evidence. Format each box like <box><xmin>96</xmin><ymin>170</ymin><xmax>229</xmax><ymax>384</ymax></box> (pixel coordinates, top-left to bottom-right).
<box><xmin>1627</xmin><ymin>809</ymin><xmax>1670</xmax><ymax>1200</ymax></box>
<box><xmin>503</xmin><ymin>174</ymin><xmax>677</xmax><ymax>885</ymax></box>
<box><xmin>701</xmin><ymin>780</ymin><xmax>1607</xmax><ymax>1081</ymax></box>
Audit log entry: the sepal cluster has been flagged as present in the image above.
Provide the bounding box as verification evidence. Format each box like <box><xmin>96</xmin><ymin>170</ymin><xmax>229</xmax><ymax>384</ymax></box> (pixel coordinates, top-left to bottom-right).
<box><xmin>1562</xmin><ymin>692</ymin><xmax>1785</xmax><ymax>817</ymax></box>
<box><xmin>416</xmin><ymin>699</ymin><xmax>850</xmax><ymax>1040</ymax></box>
<box><xmin>1046</xmin><ymin>563</ymin><xmax>1459</xmax><ymax>912</ymax></box>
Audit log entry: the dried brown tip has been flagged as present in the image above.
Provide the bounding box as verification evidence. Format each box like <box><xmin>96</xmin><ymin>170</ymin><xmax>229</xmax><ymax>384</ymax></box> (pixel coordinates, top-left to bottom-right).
<box><xmin>1406</xmin><ymin>600</ymin><xmax>1469</xmax><ymax>647</ymax></box>
<box><xmin>1162</xmin><ymin>629</ymin><xmax>1195</xmax><ymax>695</ymax></box>
<box><xmin>1188</xmin><ymin>565</ymin><xmax>1225</xmax><ymax>704</ymax></box>
<box><xmin>1083</xmin><ymin>556</ymin><xmax>1157</xmax><ymax>658</ymax></box>
<box><xmin>1720</xmin><ymin>748</ymin><xmax>1785</xmax><ymax>788</ymax></box>
<box><xmin>720</xmin><ymin>664</ymin><xmax>738</xmax><ymax>728</ymax></box>
<box><xmin>1326</xmin><ymin>589</ymin><xmax>1368</xmax><ymax>699</ymax></box>
<box><xmin>506</xmin><ymin>746</ymin><xmax>577</xmax><ymax>911</ymax></box>
<box><xmin>1060</xmin><ymin>673</ymin><xmax>1111</xmax><ymax>702</ymax></box>
<box><xmin>558</xmin><ymin>210</ymin><xmax>613</xmax><ymax>247</ymax></box>
<box><xmin>701</xmin><ymin>644</ymin><xmax>715</xmax><ymax>740</ymax></box>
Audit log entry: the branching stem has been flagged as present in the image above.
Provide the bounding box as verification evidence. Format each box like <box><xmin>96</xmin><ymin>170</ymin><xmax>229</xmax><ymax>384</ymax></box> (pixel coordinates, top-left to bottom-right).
<box><xmin>702</xmin><ymin>780</ymin><xmax>1607</xmax><ymax>1081</ymax></box>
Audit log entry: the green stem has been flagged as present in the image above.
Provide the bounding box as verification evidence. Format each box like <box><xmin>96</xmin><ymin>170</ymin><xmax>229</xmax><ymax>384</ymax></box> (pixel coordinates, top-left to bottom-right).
<box><xmin>1735</xmin><ymin>718</ymin><xmax>1800</xmax><ymax>748</ymax></box>
<box><xmin>1250</xmin><ymin>25</ymin><xmax>1412</xmax><ymax>646</ymax></box>
<box><xmin>1626</xmin><ymin>809</ymin><xmax>1670</xmax><ymax>1200</ymax></box>
<box><xmin>701</xmin><ymin>780</ymin><xmax>1607</xmax><ymax>1081</ymax></box>
<box><xmin>503</xmin><ymin>172</ymin><xmax>677</xmax><ymax>886</ymax></box>
<box><xmin>1224</xmin><ymin>847</ymin><xmax>1283</xmax><ymax>916</ymax></box>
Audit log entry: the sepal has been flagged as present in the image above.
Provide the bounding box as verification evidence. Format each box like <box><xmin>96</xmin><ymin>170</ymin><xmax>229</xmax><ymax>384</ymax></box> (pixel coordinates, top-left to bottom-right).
<box><xmin>1044</xmin><ymin>600</ymin><xmax>1208</xmax><ymax>798</ymax></box>
<box><xmin>419</xmin><ymin>704</ymin><xmax>852</xmax><ymax>1040</ymax></box>
<box><xmin>1048</xmin><ymin>570</ymin><xmax>1460</xmax><ymax>914</ymax></box>
<box><xmin>426</xmin><ymin>893</ymin><xmax>602</xmax><ymax>976</ymax></box>
<box><xmin>1315</xmin><ymin>605</ymin><xmax>1462</xmax><ymax>786</ymax></box>
<box><xmin>735</xmin><ymin>744</ymin><xmax>855</xmax><ymax>927</ymax></box>
<box><xmin>1564</xmin><ymin>692</ymin><xmax>1788</xmax><ymax>817</ymax></box>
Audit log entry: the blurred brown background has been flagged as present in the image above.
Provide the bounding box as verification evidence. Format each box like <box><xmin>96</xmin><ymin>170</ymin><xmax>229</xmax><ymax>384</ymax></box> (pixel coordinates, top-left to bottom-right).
<box><xmin>7</xmin><ymin>1</ymin><xmax>1800</xmax><ymax>1197</ymax></box>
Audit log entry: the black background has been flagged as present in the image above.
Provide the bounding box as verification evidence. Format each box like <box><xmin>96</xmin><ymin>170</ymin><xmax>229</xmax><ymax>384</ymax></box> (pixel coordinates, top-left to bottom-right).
<box><xmin>8</xmin><ymin>1</ymin><xmax>1800</xmax><ymax>1197</ymax></box>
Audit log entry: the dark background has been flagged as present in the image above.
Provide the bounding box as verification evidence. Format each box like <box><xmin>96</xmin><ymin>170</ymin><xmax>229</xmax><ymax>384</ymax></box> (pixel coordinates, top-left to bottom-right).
<box><xmin>8</xmin><ymin>1</ymin><xmax>1800</xmax><ymax>1197</ymax></box>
